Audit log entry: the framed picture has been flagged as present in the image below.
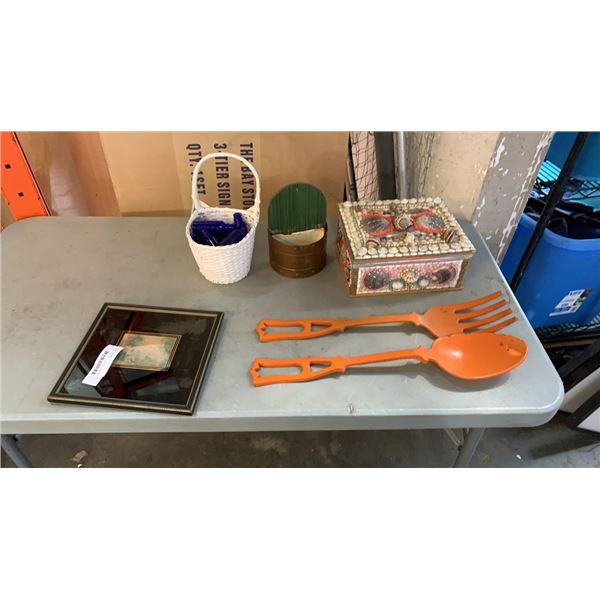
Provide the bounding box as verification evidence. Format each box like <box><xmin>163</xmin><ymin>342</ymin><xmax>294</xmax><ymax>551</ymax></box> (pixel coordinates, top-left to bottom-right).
<box><xmin>48</xmin><ymin>303</ymin><xmax>223</xmax><ymax>415</ymax></box>
<box><xmin>112</xmin><ymin>331</ymin><xmax>182</xmax><ymax>371</ymax></box>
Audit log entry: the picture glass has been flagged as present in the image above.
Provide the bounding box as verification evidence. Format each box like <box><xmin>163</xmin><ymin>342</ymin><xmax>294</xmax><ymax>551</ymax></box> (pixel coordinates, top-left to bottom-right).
<box><xmin>50</xmin><ymin>305</ymin><xmax>222</xmax><ymax>413</ymax></box>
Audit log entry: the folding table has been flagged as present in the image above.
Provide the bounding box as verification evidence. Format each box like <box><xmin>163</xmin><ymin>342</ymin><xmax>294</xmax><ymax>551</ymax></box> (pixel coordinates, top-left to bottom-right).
<box><xmin>0</xmin><ymin>217</ymin><xmax>564</xmax><ymax>467</ymax></box>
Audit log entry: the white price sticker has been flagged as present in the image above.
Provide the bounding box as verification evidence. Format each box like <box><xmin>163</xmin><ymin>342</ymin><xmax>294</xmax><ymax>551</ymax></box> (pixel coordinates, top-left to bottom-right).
<box><xmin>549</xmin><ymin>289</ymin><xmax>591</xmax><ymax>317</ymax></box>
<box><xmin>82</xmin><ymin>345</ymin><xmax>124</xmax><ymax>386</ymax></box>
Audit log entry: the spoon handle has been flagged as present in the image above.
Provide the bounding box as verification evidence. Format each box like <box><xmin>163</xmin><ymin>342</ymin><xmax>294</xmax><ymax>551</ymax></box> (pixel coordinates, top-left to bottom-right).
<box><xmin>250</xmin><ymin>347</ymin><xmax>429</xmax><ymax>386</ymax></box>
<box><xmin>343</xmin><ymin>347</ymin><xmax>429</xmax><ymax>368</ymax></box>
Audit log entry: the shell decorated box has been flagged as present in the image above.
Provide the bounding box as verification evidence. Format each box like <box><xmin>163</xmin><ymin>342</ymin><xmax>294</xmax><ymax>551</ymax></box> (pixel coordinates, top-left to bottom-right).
<box><xmin>336</xmin><ymin>197</ymin><xmax>476</xmax><ymax>296</ymax></box>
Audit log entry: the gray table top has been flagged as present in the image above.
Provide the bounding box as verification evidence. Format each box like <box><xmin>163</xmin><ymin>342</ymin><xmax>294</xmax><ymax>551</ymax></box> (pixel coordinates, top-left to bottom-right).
<box><xmin>1</xmin><ymin>216</ymin><xmax>563</xmax><ymax>434</ymax></box>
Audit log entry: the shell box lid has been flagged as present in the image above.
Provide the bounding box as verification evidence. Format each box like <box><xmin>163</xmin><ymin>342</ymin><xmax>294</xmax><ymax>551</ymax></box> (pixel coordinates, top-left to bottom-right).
<box><xmin>338</xmin><ymin>197</ymin><xmax>476</xmax><ymax>262</ymax></box>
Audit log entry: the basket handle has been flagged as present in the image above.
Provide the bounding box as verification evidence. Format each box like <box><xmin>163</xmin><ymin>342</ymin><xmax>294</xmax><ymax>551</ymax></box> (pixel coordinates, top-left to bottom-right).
<box><xmin>191</xmin><ymin>151</ymin><xmax>261</xmax><ymax>218</ymax></box>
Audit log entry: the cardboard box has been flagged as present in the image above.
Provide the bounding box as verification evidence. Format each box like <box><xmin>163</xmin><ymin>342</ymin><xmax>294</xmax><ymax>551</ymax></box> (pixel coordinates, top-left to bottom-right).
<box><xmin>99</xmin><ymin>132</ymin><xmax>348</xmax><ymax>218</ymax></box>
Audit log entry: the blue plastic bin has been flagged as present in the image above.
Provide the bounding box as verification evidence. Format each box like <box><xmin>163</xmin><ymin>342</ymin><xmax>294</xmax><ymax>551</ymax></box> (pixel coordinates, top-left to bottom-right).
<box><xmin>501</xmin><ymin>213</ymin><xmax>600</xmax><ymax>328</ymax></box>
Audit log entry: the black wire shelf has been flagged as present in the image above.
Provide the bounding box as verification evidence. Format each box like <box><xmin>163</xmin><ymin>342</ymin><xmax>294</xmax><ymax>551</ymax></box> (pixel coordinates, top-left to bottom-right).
<box><xmin>532</xmin><ymin>160</ymin><xmax>600</xmax><ymax>204</ymax></box>
<box><xmin>536</xmin><ymin>313</ymin><xmax>600</xmax><ymax>343</ymax></box>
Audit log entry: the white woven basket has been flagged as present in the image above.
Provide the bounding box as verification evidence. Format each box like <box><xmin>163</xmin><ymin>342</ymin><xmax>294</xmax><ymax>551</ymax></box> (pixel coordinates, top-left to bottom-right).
<box><xmin>185</xmin><ymin>152</ymin><xmax>261</xmax><ymax>284</ymax></box>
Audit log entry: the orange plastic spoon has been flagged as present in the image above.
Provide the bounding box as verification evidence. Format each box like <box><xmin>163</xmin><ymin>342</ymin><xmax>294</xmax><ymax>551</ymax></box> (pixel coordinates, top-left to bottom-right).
<box><xmin>250</xmin><ymin>332</ymin><xmax>527</xmax><ymax>386</ymax></box>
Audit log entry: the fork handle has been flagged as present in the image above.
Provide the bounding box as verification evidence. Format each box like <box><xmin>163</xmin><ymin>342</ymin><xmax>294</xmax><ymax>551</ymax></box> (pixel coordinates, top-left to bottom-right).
<box><xmin>250</xmin><ymin>347</ymin><xmax>429</xmax><ymax>386</ymax></box>
<box><xmin>256</xmin><ymin>313</ymin><xmax>420</xmax><ymax>342</ymax></box>
<box><xmin>256</xmin><ymin>319</ymin><xmax>340</xmax><ymax>342</ymax></box>
<box><xmin>339</xmin><ymin>313</ymin><xmax>421</xmax><ymax>331</ymax></box>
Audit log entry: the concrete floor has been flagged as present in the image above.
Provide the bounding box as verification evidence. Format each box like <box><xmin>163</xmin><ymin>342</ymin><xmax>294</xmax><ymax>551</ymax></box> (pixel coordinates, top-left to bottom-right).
<box><xmin>2</xmin><ymin>412</ymin><xmax>599</xmax><ymax>468</ymax></box>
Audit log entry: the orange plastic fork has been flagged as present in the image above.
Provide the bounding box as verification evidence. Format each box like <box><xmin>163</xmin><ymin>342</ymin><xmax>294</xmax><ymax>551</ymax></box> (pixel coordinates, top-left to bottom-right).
<box><xmin>256</xmin><ymin>291</ymin><xmax>518</xmax><ymax>342</ymax></box>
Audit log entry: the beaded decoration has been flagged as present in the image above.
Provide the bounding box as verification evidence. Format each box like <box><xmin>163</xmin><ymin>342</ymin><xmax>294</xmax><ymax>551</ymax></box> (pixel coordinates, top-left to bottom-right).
<box><xmin>339</xmin><ymin>197</ymin><xmax>475</xmax><ymax>260</ymax></box>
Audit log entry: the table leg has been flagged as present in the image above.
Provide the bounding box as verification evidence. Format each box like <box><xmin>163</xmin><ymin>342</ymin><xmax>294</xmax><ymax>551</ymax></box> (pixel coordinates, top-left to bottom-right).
<box><xmin>444</xmin><ymin>428</ymin><xmax>464</xmax><ymax>448</ymax></box>
<box><xmin>452</xmin><ymin>428</ymin><xmax>485</xmax><ymax>468</ymax></box>
<box><xmin>1</xmin><ymin>434</ymin><xmax>33</xmax><ymax>468</ymax></box>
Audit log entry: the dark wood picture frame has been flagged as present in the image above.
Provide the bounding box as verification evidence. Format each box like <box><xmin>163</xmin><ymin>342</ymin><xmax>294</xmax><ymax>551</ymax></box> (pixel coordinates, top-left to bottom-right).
<box><xmin>48</xmin><ymin>303</ymin><xmax>223</xmax><ymax>415</ymax></box>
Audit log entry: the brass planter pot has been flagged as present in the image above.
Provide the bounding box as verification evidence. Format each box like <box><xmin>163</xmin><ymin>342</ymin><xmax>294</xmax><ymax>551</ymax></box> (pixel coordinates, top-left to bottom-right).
<box><xmin>268</xmin><ymin>227</ymin><xmax>327</xmax><ymax>278</ymax></box>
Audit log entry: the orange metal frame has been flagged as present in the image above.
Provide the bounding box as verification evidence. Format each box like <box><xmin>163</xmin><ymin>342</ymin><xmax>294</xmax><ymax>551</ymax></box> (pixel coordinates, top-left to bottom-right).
<box><xmin>1</xmin><ymin>132</ymin><xmax>50</xmax><ymax>220</ymax></box>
